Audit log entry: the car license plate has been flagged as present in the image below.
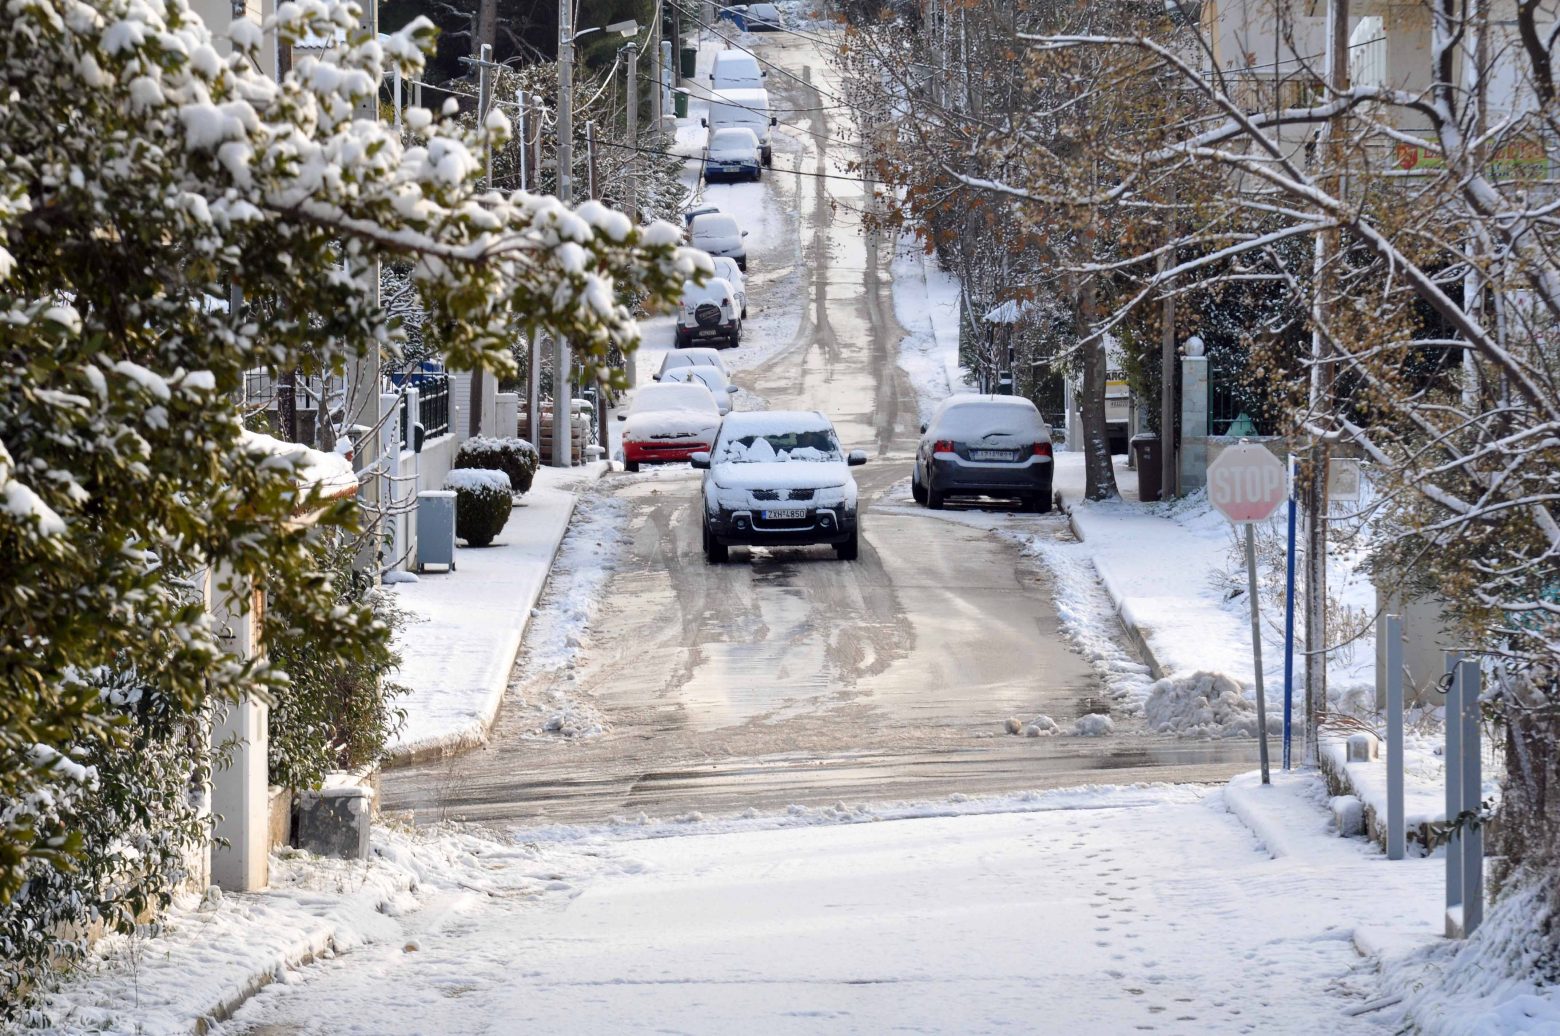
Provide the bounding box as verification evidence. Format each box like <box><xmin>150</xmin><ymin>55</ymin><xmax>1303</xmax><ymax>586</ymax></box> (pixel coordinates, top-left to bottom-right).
<box><xmin>762</xmin><ymin>508</ymin><xmax>807</xmax><ymax>520</ymax></box>
<box><xmin>971</xmin><ymin>449</ymin><xmax>1017</xmax><ymax>461</ymax></box>
<box><xmin>697</xmin><ymin>328</ymin><xmax>719</xmax><ymax>337</ymax></box>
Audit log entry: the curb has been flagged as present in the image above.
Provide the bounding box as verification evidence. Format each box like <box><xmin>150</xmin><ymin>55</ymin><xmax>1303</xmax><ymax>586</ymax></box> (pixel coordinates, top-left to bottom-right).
<box><xmin>383</xmin><ymin>464</ymin><xmax>610</xmax><ymax>769</ymax></box>
<box><xmin>1055</xmin><ymin>484</ymin><xmax>1170</xmax><ymax>682</ymax></box>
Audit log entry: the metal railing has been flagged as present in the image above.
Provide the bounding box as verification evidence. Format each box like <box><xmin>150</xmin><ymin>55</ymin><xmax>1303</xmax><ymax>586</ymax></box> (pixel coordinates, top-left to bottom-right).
<box><xmin>1208</xmin><ymin>352</ymin><xmax>1280</xmax><ymax>438</ymax></box>
<box><xmin>415</xmin><ymin>373</ymin><xmax>450</xmax><ymax>440</ymax></box>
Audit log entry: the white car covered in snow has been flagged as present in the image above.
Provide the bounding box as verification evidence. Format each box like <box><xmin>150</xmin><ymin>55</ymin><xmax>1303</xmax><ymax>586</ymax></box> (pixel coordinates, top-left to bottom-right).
<box><xmin>692</xmin><ymin>410</ymin><xmax>867</xmax><ymax>563</ymax></box>
<box><xmin>688</xmin><ymin>211</ymin><xmax>748</xmax><ymax>271</ymax></box>
<box><xmin>711</xmin><ymin>256</ymin><xmax>747</xmax><ymax>319</ymax></box>
<box><xmin>618</xmin><ymin>382</ymin><xmax>723</xmax><ymax>473</ymax></box>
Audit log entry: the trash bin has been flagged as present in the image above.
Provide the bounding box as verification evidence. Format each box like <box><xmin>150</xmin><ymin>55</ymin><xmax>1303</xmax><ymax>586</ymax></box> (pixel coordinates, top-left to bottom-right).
<box><xmin>674</xmin><ymin>90</ymin><xmax>689</xmax><ymax>118</ymax></box>
<box><xmin>680</xmin><ymin>46</ymin><xmax>697</xmax><ymax>78</ymax></box>
<box><xmin>416</xmin><ymin>489</ymin><xmax>457</xmax><ymax>572</ymax></box>
<box><xmin>1131</xmin><ymin>433</ymin><xmax>1162</xmax><ymax>502</ymax></box>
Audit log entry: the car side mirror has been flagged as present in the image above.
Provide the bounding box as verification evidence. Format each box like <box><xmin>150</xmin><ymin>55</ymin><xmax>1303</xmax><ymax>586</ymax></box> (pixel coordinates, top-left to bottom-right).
<box><xmin>741</xmin><ymin>230</ymin><xmax>749</xmax><ymax>237</ymax></box>
<box><xmin>616</xmin><ymin>413</ymin><xmax>628</xmax><ymax>422</ymax></box>
<box><xmin>770</xmin><ymin>117</ymin><xmax>778</xmax><ymax>127</ymax></box>
<box><xmin>847</xmin><ymin>450</ymin><xmax>867</xmax><ymax>466</ymax></box>
<box><xmin>690</xmin><ymin>452</ymin><xmax>711</xmax><ymax>469</ymax></box>
<box><xmin>700</xmin><ymin>117</ymin><xmax>708</xmax><ymax>128</ymax></box>
<box><xmin>919</xmin><ymin>423</ymin><xmax>927</xmax><ymax>434</ymax></box>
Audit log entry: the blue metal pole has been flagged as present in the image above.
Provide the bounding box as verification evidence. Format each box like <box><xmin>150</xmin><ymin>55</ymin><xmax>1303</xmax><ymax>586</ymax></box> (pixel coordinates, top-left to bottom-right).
<box><xmin>1283</xmin><ymin>455</ymin><xmax>1297</xmax><ymax>769</ymax></box>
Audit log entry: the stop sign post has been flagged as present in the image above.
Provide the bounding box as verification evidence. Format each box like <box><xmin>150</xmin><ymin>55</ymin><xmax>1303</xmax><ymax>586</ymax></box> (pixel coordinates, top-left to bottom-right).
<box><xmin>1207</xmin><ymin>443</ymin><xmax>1286</xmax><ymax>784</ymax></box>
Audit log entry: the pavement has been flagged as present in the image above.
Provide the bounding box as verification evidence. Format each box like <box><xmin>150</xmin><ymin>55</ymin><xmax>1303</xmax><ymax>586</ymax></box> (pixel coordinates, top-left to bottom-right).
<box><xmin>385</xmin><ymin>462</ymin><xmax>610</xmax><ymax>764</ymax></box>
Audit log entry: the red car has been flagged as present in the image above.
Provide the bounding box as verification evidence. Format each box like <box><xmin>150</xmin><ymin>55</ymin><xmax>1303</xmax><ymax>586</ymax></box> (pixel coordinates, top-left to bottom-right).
<box><xmin>618</xmin><ymin>382</ymin><xmax>724</xmax><ymax>473</ymax></box>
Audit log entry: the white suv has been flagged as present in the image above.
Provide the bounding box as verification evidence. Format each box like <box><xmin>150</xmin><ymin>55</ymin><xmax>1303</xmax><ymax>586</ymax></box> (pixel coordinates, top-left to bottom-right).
<box><xmin>675</xmin><ymin>277</ymin><xmax>742</xmax><ymax>348</ymax></box>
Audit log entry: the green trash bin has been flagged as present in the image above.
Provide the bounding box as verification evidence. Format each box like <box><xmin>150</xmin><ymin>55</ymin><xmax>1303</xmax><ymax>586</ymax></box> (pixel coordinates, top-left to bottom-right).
<box><xmin>680</xmin><ymin>45</ymin><xmax>697</xmax><ymax>78</ymax></box>
<box><xmin>674</xmin><ymin>90</ymin><xmax>688</xmax><ymax>118</ymax></box>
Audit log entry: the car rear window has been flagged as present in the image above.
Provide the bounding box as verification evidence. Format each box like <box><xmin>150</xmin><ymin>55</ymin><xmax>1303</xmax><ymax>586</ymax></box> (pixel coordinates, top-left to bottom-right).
<box><xmin>693</xmin><ymin>215</ymin><xmax>740</xmax><ymax>237</ymax></box>
<box><xmin>932</xmin><ymin>401</ymin><xmax>1046</xmax><ymax>440</ymax></box>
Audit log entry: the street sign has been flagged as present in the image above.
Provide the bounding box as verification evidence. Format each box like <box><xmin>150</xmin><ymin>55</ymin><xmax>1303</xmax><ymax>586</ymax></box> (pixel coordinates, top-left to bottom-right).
<box><xmin>1208</xmin><ymin>440</ymin><xmax>1284</xmax><ymax>784</ymax></box>
<box><xmin>1207</xmin><ymin>443</ymin><xmax>1287</xmax><ymax>524</ymax></box>
<box><xmin>1327</xmin><ymin>457</ymin><xmax>1363</xmax><ymax>502</ymax></box>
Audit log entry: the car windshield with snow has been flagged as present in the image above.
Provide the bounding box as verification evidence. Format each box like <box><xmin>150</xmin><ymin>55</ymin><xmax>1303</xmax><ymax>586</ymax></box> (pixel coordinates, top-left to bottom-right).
<box><xmin>912</xmin><ymin>394</ymin><xmax>1054</xmax><ymax>512</ymax></box>
<box><xmin>655</xmin><ymin>347</ymin><xmax>725</xmax><ymax>381</ymax></box>
<box><xmin>693</xmin><ymin>411</ymin><xmax>867</xmax><ymax>563</ymax></box>
<box><xmin>618</xmin><ymin>382</ymin><xmax>723</xmax><ymax>473</ymax></box>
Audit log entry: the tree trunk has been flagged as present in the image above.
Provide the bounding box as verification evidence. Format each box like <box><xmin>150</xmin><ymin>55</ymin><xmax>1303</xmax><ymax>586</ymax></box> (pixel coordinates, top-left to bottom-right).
<box><xmin>1079</xmin><ymin>272</ymin><xmax>1118</xmax><ymax>501</ymax></box>
<box><xmin>1494</xmin><ymin>671</ymin><xmax>1560</xmax><ymax>939</ymax></box>
<box><xmin>475</xmin><ymin>0</ymin><xmax>496</xmax><ymax>57</ymax></box>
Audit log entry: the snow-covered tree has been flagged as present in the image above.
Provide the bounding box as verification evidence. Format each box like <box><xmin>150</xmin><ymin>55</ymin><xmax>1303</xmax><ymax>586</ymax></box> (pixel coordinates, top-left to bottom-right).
<box><xmin>0</xmin><ymin>0</ymin><xmax>698</xmax><ymax>926</ymax></box>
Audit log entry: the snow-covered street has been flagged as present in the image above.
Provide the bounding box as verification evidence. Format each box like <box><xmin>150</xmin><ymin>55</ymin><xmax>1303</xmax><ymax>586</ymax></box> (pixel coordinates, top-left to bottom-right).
<box><xmin>210</xmin><ymin>779</ymin><xmax>1454</xmax><ymax>1035</ymax></box>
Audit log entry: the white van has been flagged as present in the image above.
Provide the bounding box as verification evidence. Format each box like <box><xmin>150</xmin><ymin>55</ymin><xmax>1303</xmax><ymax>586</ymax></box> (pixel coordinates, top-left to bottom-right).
<box><xmin>710</xmin><ymin>51</ymin><xmax>765</xmax><ymax>90</ymax></box>
<box><xmin>703</xmin><ymin>87</ymin><xmax>776</xmax><ymax>167</ymax></box>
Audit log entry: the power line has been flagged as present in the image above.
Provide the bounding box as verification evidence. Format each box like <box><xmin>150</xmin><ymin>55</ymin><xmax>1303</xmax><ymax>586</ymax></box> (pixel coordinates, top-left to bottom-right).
<box><xmin>593</xmin><ymin>136</ymin><xmax>878</xmax><ymax>188</ymax></box>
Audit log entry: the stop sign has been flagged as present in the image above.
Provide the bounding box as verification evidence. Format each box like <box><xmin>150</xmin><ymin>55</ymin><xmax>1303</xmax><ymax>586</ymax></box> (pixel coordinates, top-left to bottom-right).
<box><xmin>1207</xmin><ymin>443</ymin><xmax>1287</xmax><ymax>523</ymax></box>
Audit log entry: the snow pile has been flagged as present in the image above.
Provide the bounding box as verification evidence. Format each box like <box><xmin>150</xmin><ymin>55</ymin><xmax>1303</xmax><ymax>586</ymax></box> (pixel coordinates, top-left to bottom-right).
<box><xmin>1377</xmin><ymin>879</ymin><xmax>1560</xmax><ymax>1035</ymax></box>
<box><xmin>1027</xmin><ymin>715</ymin><xmax>1060</xmax><ymax>737</ymax></box>
<box><xmin>1022</xmin><ymin>536</ymin><xmax>1154</xmax><ymax>710</ymax></box>
<box><xmin>508</xmin><ymin>490</ymin><xmax>629</xmax><ymax>740</ymax></box>
<box><xmin>1142</xmin><ymin>670</ymin><xmax>1280</xmax><ymax>739</ymax></box>
<box><xmin>1073</xmin><ymin>713</ymin><xmax>1115</xmax><ymax>736</ymax></box>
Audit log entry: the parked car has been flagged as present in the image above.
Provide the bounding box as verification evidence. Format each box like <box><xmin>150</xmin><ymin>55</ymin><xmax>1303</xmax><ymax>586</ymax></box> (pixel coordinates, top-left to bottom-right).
<box><xmin>912</xmin><ymin>394</ymin><xmax>1054</xmax><ymax>512</ymax></box>
<box><xmin>655</xmin><ymin>347</ymin><xmax>726</xmax><ymax>381</ymax></box>
<box><xmin>618</xmin><ymin>382</ymin><xmax>723</xmax><ymax>473</ymax></box>
<box><xmin>710</xmin><ymin>50</ymin><xmax>765</xmax><ymax>90</ymax></box>
<box><xmin>661</xmin><ymin>365</ymin><xmax>738</xmax><ymax>415</ymax></box>
<box><xmin>675</xmin><ymin>277</ymin><xmax>742</xmax><ymax>348</ymax></box>
<box><xmin>746</xmin><ymin>2</ymin><xmax>783</xmax><ymax>29</ymax></box>
<box><xmin>702</xmin><ymin>88</ymin><xmax>775</xmax><ymax>166</ymax></box>
<box><xmin>711</xmin><ymin>256</ymin><xmax>747</xmax><ymax>318</ymax></box>
<box><xmin>692</xmin><ymin>410</ymin><xmax>867</xmax><ymax>562</ymax></box>
<box><xmin>688</xmin><ymin>211</ymin><xmax>748</xmax><ymax>270</ymax></box>
<box><xmin>704</xmin><ymin>127</ymin><xmax>763</xmax><ymax>183</ymax></box>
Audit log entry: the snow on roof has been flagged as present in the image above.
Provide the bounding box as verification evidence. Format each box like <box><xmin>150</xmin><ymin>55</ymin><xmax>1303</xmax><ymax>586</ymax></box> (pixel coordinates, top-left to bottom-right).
<box><xmin>240</xmin><ymin>430</ymin><xmax>360</xmax><ymax>513</ymax></box>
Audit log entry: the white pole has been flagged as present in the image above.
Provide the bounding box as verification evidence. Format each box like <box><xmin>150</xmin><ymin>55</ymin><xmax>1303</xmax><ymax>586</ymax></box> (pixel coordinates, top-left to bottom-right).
<box><xmin>625</xmin><ymin>42</ymin><xmax>639</xmax><ymax>225</ymax></box>
<box><xmin>478</xmin><ymin>43</ymin><xmax>492</xmax><ymax>189</ymax></box>
<box><xmin>517</xmin><ymin>87</ymin><xmax>528</xmax><ymax>189</ymax></box>
<box><xmin>394</xmin><ymin>67</ymin><xmax>402</xmax><ymax>129</ymax></box>
<box><xmin>554</xmin><ymin>1</ymin><xmax>574</xmax><ymax>467</ymax></box>
<box><xmin>1385</xmin><ymin>613</ymin><xmax>1405</xmax><ymax>860</ymax></box>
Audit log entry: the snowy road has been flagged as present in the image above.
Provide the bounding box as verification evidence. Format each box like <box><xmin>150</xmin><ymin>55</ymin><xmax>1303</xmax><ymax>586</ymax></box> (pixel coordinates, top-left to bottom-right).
<box><xmin>383</xmin><ymin>33</ymin><xmax>1253</xmax><ymax>828</ymax></box>
<box><xmin>224</xmin><ymin>782</ymin><xmax>1425</xmax><ymax>1036</ymax></box>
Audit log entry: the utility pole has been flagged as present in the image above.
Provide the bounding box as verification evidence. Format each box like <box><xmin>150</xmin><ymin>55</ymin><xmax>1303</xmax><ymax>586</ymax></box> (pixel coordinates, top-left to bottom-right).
<box><xmin>585</xmin><ymin>119</ymin><xmax>596</xmax><ymax>199</ymax></box>
<box><xmin>554</xmin><ymin>0</ymin><xmax>575</xmax><ymax>467</ymax></box>
<box><xmin>624</xmin><ymin>42</ymin><xmax>639</xmax><ymax>225</ymax></box>
<box><xmin>468</xmin><ymin>41</ymin><xmax>494</xmax><ymax>439</ymax></box>
<box><xmin>1159</xmin><ymin>181</ymin><xmax>1177</xmax><ymax>500</ymax></box>
<box><xmin>1304</xmin><ymin>0</ymin><xmax>1350</xmax><ymax>763</ymax></box>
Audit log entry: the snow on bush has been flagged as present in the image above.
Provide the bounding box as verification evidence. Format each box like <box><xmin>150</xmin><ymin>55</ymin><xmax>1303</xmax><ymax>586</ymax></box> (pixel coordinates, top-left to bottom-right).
<box><xmin>1073</xmin><ymin>713</ymin><xmax>1115</xmax><ymax>737</ymax></box>
<box><xmin>444</xmin><ymin>470</ymin><xmax>513</xmax><ymax>546</ymax></box>
<box><xmin>1143</xmin><ymin>671</ymin><xmax>1281</xmax><ymax>739</ymax></box>
<box><xmin>453</xmin><ymin>436</ymin><xmax>540</xmax><ymax>496</ymax></box>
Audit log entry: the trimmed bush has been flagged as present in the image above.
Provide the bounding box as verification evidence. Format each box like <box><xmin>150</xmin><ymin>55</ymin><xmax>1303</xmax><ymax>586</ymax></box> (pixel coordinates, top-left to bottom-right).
<box><xmin>445</xmin><ymin>468</ymin><xmax>513</xmax><ymax>546</ymax></box>
<box><xmin>453</xmin><ymin>436</ymin><xmax>540</xmax><ymax>496</ymax></box>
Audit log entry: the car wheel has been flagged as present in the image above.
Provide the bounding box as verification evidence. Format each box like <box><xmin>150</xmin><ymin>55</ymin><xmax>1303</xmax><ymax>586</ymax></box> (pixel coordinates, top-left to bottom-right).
<box><xmin>737</xmin><ymin>256</ymin><xmax>747</xmax><ymax>272</ymax></box>
<box><xmin>1033</xmin><ymin>492</ymin><xmax>1053</xmax><ymax>514</ymax></box>
<box><xmin>927</xmin><ymin>487</ymin><xmax>945</xmax><ymax>510</ymax></box>
<box><xmin>835</xmin><ymin>529</ymin><xmax>859</xmax><ymax>561</ymax></box>
<box><xmin>911</xmin><ymin>468</ymin><xmax>927</xmax><ymax>505</ymax></box>
<box><xmin>625</xmin><ymin>460</ymin><xmax>640</xmax><ymax>473</ymax></box>
<box><xmin>741</xmin><ymin>305</ymin><xmax>748</xmax><ymax>320</ymax></box>
<box><xmin>703</xmin><ymin>523</ymin><xmax>728</xmax><ymax>563</ymax></box>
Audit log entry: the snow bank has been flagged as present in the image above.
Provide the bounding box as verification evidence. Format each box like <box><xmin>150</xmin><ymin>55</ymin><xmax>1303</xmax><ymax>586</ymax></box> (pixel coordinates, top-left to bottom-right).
<box><xmin>1143</xmin><ymin>670</ymin><xmax>1281</xmax><ymax>739</ymax></box>
<box><xmin>1072</xmin><ymin>713</ymin><xmax>1115</xmax><ymax>737</ymax></box>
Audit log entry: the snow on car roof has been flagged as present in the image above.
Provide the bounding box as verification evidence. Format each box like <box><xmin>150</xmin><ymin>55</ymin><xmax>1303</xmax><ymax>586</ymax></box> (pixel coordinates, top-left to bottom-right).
<box><xmin>682</xmin><ymin>277</ymin><xmax>736</xmax><ymax>304</ymax></box>
<box><xmin>719</xmin><ymin>410</ymin><xmax>834</xmax><ymax>434</ymax></box>
<box><xmin>711</xmin><ymin>127</ymin><xmax>760</xmax><ymax>144</ymax></box>
<box><xmin>930</xmin><ymin>395</ymin><xmax>1047</xmax><ymax>437</ymax></box>
<box><xmin>631</xmin><ymin>382</ymin><xmax>721</xmax><ymax>414</ymax></box>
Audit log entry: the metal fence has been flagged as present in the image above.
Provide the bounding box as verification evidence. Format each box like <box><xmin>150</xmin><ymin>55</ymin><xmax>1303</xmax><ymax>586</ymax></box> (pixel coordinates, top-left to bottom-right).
<box><xmin>1208</xmin><ymin>352</ymin><xmax>1280</xmax><ymax>437</ymax></box>
<box><xmin>414</xmin><ymin>373</ymin><xmax>450</xmax><ymax>440</ymax></box>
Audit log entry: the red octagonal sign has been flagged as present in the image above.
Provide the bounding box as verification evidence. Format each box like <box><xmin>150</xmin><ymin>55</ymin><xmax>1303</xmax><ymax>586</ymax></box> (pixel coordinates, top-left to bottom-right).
<box><xmin>1207</xmin><ymin>443</ymin><xmax>1287</xmax><ymax>524</ymax></box>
